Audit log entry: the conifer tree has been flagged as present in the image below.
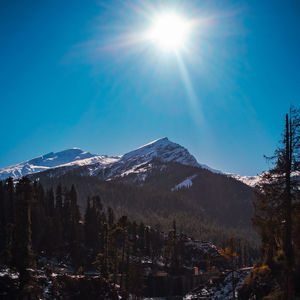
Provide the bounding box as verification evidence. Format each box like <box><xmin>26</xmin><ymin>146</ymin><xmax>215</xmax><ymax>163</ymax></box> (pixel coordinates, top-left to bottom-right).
<box><xmin>55</xmin><ymin>184</ymin><xmax>63</xmax><ymax>211</ymax></box>
<box><xmin>253</xmin><ymin>107</ymin><xmax>300</xmax><ymax>299</ymax></box>
<box><xmin>46</xmin><ymin>188</ymin><xmax>55</xmax><ymax>217</ymax></box>
<box><xmin>107</xmin><ymin>206</ymin><xmax>115</xmax><ymax>227</ymax></box>
<box><xmin>0</xmin><ymin>181</ymin><xmax>5</xmax><ymax>255</ymax></box>
<box><xmin>31</xmin><ymin>182</ymin><xmax>47</xmax><ymax>252</ymax></box>
<box><xmin>84</xmin><ymin>196</ymin><xmax>92</xmax><ymax>248</ymax></box>
<box><xmin>12</xmin><ymin>177</ymin><xmax>35</xmax><ymax>286</ymax></box>
<box><xmin>69</xmin><ymin>185</ymin><xmax>82</xmax><ymax>266</ymax></box>
<box><xmin>5</xmin><ymin>177</ymin><xmax>15</xmax><ymax>224</ymax></box>
<box><xmin>54</xmin><ymin>184</ymin><xmax>64</xmax><ymax>257</ymax></box>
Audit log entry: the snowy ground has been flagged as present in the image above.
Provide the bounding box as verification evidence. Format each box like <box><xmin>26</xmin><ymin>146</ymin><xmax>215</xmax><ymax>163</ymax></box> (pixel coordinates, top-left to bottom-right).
<box><xmin>184</xmin><ymin>268</ymin><xmax>251</xmax><ymax>300</ymax></box>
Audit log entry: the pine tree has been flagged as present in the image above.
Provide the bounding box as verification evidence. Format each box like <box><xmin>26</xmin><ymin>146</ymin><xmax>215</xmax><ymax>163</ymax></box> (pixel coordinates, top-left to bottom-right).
<box><xmin>118</xmin><ymin>216</ymin><xmax>130</xmax><ymax>291</ymax></box>
<box><xmin>252</xmin><ymin>107</ymin><xmax>300</xmax><ymax>299</ymax></box>
<box><xmin>12</xmin><ymin>177</ymin><xmax>35</xmax><ymax>287</ymax></box>
<box><xmin>0</xmin><ymin>181</ymin><xmax>5</xmax><ymax>256</ymax></box>
<box><xmin>46</xmin><ymin>188</ymin><xmax>55</xmax><ymax>217</ymax></box>
<box><xmin>6</xmin><ymin>178</ymin><xmax>15</xmax><ymax>223</ymax></box>
<box><xmin>54</xmin><ymin>184</ymin><xmax>64</xmax><ymax>258</ymax></box>
<box><xmin>84</xmin><ymin>196</ymin><xmax>92</xmax><ymax>248</ymax></box>
<box><xmin>107</xmin><ymin>206</ymin><xmax>115</xmax><ymax>227</ymax></box>
<box><xmin>69</xmin><ymin>185</ymin><xmax>82</xmax><ymax>267</ymax></box>
<box><xmin>31</xmin><ymin>182</ymin><xmax>47</xmax><ymax>253</ymax></box>
<box><xmin>55</xmin><ymin>184</ymin><xmax>63</xmax><ymax>211</ymax></box>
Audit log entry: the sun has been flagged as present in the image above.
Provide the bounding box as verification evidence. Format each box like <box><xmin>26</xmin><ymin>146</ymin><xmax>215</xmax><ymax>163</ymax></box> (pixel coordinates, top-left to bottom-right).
<box><xmin>148</xmin><ymin>13</ymin><xmax>190</xmax><ymax>52</ymax></box>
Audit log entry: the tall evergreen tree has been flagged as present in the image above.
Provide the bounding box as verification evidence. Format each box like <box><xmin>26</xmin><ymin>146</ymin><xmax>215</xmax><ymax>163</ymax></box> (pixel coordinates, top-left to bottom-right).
<box><xmin>84</xmin><ymin>196</ymin><xmax>92</xmax><ymax>248</ymax></box>
<box><xmin>46</xmin><ymin>188</ymin><xmax>55</xmax><ymax>217</ymax></box>
<box><xmin>0</xmin><ymin>181</ymin><xmax>5</xmax><ymax>256</ymax></box>
<box><xmin>31</xmin><ymin>182</ymin><xmax>47</xmax><ymax>253</ymax></box>
<box><xmin>54</xmin><ymin>184</ymin><xmax>64</xmax><ymax>257</ymax></box>
<box><xmin>252</xmin><ymin>107</ymin><xmax>300</xmax><ymax>299</ymax></box>
<box><xmin>107</xmin><ymin>206</ymin><xmax>115</xmax><ymax>227</ymax></box>
<box><xmin>5</xmin><ymin>177</ymin><xmax>15</xmax><ymax>224</ymax></box>
<box><xmin>69</xmin><ymin>185</ymin><xmax>82</xmax><ymax>266</ymax></box>
<box><xmin>12</xmin><ymin>177</ymin><xmax>35</xmax><ymax>286</ymax></box>
<box><xmin>55</xmin><ymin>184</ymin><xmax>63</xmax><ymax>211</ymax></box>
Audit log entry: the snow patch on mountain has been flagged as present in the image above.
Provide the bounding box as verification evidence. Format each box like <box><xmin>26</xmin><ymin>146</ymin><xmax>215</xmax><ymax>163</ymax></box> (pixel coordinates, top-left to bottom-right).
<box><xmin>119</xmin><ymin>163</ymin><xmax>150</xmax><ymax>180</ymax></box>
<box><xmin>171</xmin><ymin>174</ymin><xmax>197</xmax><ymax>191</ymax></box>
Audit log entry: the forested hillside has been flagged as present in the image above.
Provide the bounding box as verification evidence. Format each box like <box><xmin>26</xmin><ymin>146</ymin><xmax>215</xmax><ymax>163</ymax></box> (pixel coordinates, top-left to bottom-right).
<box><xmin>28</xmin><ymin>160</ymin><xmax>259</xmax><ymax>256</ymax></box>
<box><xmin>0</xmin><ymin>177</ymin><xmax>254</xmax><ymax>298</ymax></box>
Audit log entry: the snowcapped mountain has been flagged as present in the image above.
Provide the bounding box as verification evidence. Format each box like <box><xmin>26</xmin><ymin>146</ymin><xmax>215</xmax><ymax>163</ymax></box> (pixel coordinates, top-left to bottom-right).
<box><xmin>122</xmin><ymin>138</ymin><xmax>199</xmax><ymax>167</ymax></box>
<box><xmin>0</xmin><ymin>137</ymin><xmax>253</xmax><ymax>187</ymax></box>
<box><xmin>91</xmin><ymin>137</ymin><xmax>216</xmax><ymax>181</ymax></box>
<box><xmin>0</xmin><ymin>148</ymin><xmax>120</xmax><ymax>181</ymax></box>
<box><xmin>0</xmin><ymin>138</ymin><xmax>204</xmax><ymax>181</ymax></box>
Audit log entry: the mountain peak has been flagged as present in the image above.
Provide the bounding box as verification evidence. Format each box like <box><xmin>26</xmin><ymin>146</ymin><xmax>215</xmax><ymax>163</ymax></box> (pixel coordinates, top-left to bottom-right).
<box><xmin>137</xmin><ymin>137</ymin><xmax>169</xmax><ymax>149</ymax></box>
<box><xmin>122</xmin><ymin>137</ymin><xmax>199</xmax><ymax>167</ymax></box>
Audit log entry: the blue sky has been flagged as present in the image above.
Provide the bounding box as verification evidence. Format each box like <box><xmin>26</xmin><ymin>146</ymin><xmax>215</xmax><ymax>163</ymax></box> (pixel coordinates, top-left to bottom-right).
<box><xmin>0</xmin><ymin>0</ymin><xmax>299</xmax><ymax>175</ymax></box>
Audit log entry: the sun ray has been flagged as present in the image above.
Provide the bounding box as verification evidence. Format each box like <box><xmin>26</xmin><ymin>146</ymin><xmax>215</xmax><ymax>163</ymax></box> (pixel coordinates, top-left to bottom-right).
<box><xmin>175</xmin><ymin>52</ymin><xmax>203</xmax><ymax>125</ymax></box>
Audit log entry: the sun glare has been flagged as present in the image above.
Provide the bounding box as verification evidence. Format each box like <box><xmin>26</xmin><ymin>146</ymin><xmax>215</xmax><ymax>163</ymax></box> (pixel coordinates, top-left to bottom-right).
<box><xmin>148</xmin><ymin>13</ymin><xmax>190</xmax><ymax>52</ymax></box>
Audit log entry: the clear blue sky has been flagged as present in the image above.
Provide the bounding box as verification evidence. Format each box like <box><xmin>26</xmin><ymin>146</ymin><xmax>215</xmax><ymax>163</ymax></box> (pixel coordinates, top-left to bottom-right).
<box><xmin>0</xmin><ymin>0</ymin><xmax>299</xmax><ymax>175</ymax></box>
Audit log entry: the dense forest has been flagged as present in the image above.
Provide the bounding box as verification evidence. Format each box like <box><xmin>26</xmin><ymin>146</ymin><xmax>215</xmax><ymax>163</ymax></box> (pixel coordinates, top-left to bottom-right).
<box><xmin>0</xmin><ymin>176</ymin><xmax>255</xmax><ymax>298</ymax></box>
<box><xmin>28</xmin><ymin>162</ymin><xmax>259</xmax><ymax>256</ymax></box>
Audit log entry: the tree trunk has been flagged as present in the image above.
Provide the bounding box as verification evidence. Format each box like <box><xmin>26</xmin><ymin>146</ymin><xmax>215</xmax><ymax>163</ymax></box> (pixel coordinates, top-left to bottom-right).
<box><xmin>284</xmin><ymin>113</ymin><xmax>293</xmax><ymax>299</ymax></box>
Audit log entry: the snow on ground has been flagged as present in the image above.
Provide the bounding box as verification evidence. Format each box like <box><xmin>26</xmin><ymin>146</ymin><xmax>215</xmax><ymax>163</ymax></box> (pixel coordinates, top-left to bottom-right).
<box><xmin>0</xmin><ymin>268</ymin><xmax>19</xmax><ymax>279</ymax></box>
<box><xmin>171</xmin><ymin>174</ymin><xmax>197</xmax><ymax>191</ymax></box>
<box><xmin>185</xmin><ymin>239</ymin><xmax>220</xmax><ymax>257</ymax></box>
<box><xmin>184</xmin><ymin>268</ymin><xmax>251</xmax><ymax>300</ymax></box>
